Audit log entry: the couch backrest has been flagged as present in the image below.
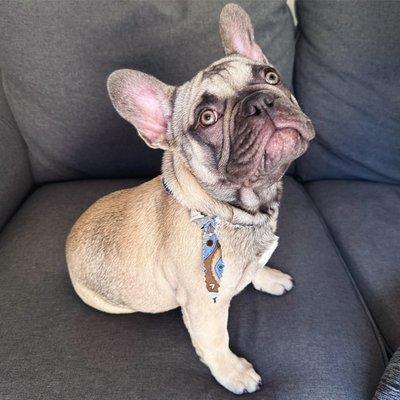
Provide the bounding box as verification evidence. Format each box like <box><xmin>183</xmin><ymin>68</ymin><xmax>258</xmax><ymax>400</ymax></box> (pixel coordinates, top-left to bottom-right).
<box><xmin>294</xmin><ymin>0</ymin><xmax>400</xmax><ymax>184</ymax></box>
<box><xmin>0</xmin><ymin>76</ymin><xmax>32</xmax><ymax>230</ymax></box>
<box><xmin>0</xmin><ymin>0</ymin><xmax>295</xmax><ymax>183</ymax></box>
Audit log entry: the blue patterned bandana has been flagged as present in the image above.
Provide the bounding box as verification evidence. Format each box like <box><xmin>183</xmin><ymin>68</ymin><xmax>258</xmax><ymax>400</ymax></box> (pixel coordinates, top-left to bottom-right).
<box><xmin>191</xmin><ymin>212</ymin><xmax>225</xmax><ymax>303</ymax></box>
<box><xmin>162</xmin><ymin>179</ymin><xmax>225</xmax><ymax>303</ymax></box>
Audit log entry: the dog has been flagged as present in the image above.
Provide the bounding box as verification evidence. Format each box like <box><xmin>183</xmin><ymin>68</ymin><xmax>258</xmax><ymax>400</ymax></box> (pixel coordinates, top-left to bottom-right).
<box><xmin>66</xmin><ymin>3</ymin><xmax>315</xmax><ymax>394</ymax></box>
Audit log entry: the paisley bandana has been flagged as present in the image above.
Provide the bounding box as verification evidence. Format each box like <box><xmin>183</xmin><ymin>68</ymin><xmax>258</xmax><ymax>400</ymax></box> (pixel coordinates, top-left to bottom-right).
<box><xmin>191</xmin><ymin>211</ymin><xmax>225</xmax><ymax>303</ymax></box>
<box><xmin>162</xmin><ymin>179</ymin><xmax>225</xmax><ymax>303</ymax></box>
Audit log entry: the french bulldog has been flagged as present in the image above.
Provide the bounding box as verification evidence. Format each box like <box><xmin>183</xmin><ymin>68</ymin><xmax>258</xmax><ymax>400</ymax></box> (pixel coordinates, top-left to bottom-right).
<box><xmin>66</xmin><ymin>3</ymin><xmax>315</xmax><ymax>394</ymax></box>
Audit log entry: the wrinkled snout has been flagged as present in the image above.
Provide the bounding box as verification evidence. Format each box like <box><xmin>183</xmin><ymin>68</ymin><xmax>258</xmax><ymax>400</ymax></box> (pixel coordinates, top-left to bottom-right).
<box><xmin>241</xmin><ymin>91</ymin><xmax>277</xmax><ymax>118</ymax></box>
<box><xmin>241</xmin><ymin>90</ymin><xmax>315</xmax><ymax>142</ymax></box>
<box><xmin>226</xmin><ymin>89</ymin><xmax>315</xmax><ymax>185</ymax></box>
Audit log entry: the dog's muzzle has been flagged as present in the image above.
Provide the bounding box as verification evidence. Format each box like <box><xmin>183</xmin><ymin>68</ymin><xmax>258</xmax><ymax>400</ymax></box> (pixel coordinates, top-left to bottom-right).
<box><xmin>241</xmin><ymin>91</ymin><xmax>315</xmax><ymax>141</ymax></box>
<box><xmin>226</xmin><ymin>90</ymin><xmax>315</xmax><ymax>185</ymax></box>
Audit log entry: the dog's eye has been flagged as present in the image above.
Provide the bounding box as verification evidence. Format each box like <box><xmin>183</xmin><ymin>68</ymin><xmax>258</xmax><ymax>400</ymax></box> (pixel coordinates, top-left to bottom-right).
<box><xmin>199</xmin><ymin>109</ymin><xmax>218</xmax><ymax>127</ymax></box>
<box><xmin>264</xmin><ymin>68</ymin><xmax>280</xmax><ymax>85</ymax></box>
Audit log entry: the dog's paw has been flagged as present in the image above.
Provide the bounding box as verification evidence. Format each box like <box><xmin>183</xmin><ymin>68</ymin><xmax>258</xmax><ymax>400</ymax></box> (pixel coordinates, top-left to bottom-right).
<box><xmin>252</xmin><ymin>267</ymin><xmax>293</xmax><ymax>296</ymax></box>
<box><xmin>210</xmin><ymin>352</ymin><xmax>261</xmax><ymax>394</ymax></box>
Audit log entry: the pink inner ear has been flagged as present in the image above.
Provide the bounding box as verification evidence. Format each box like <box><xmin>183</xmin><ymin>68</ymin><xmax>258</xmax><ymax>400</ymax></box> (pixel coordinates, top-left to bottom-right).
<box><xmin>136</xmin><ymin>89</ymin><xmax>169</xmax><ymax>143</ymax></box>
<box><xmin>120</xmin><ymin>81</ymin><xmax>170</xmax><ymax>146</ymax></box>
<box><xmin>227</xmin><ymin>28</ymin><xmax>265</xmax><ymax>63</ymax></box>
<box><xmin>232</xmin><ymin>35</ymin><xmax>246</xmax><ymax>56</ymax></box>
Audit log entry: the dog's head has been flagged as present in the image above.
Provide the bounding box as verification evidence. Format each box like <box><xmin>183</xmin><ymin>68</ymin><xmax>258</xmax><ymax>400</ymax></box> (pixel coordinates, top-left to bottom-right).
<box><xmin>108</xmin><ymin>4</ymin><xmax>315</xmax><ymax>211</ymax></box>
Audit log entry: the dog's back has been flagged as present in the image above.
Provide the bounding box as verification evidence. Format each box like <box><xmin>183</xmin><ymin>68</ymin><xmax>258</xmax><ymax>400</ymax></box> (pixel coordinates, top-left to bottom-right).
<box><xmin>66</xmin><ymin>177</ymin><xmax>182</xmax><ymax>313</ymax></box>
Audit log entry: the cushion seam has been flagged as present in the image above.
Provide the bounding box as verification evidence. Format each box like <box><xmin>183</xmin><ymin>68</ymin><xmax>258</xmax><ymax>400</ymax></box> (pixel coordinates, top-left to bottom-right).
<box><xmin>294</xmin><ymin>180</ymin><xmax>389</xmax><ymax>367</ymax></box>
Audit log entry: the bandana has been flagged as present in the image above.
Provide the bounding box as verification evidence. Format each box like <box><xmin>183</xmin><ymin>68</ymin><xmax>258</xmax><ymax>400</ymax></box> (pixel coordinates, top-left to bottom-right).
<box><xmin>191</xmin><ymin>211</ymin><xmax>225</xmax><ymax>303</ymax></box>
<box><xmin>162</xmin><ymin>179</ymin><xmax>225</xmax><ymax>302</ymax></box>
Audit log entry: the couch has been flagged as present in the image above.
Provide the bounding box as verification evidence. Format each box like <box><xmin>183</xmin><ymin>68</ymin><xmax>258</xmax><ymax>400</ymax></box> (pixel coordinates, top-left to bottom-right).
<box><xmin>0</xmin><ymin>1</ymin><xmax>399</xmax><ymax>399</ymax></box>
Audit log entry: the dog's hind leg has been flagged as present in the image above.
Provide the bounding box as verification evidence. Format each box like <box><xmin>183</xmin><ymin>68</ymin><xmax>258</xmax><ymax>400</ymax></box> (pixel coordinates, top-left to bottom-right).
<box><xmin>72</xmin><ymin>281</ymin><xmax>135</xmax><ymax>314</ymax></box>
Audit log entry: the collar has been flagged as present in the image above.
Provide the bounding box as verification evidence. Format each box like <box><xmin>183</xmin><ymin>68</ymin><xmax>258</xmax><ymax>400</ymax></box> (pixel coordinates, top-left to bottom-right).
<box><xmin>161</xmin><ymin>176</ymin><xmax>269</xmax><ymax>227</ymax></box>
<box><xmin>161</xmin><ymin>152</ymin><xmax>272</xmax><ymax>226</ymax></box>
<box><xmin>163</xmin><ymin>177</ymin><xmax>214</xmax><ymax>223</ymax></box>
<box><xmin>162</xmin><ymin>177</ymin><xmax>173</xmax><ymax>196</ymax></box>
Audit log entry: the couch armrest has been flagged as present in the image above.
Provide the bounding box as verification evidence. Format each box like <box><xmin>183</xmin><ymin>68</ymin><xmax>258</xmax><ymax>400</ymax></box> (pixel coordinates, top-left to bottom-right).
<box><xmin>374</xmin><ymin>348</ymin><xmax>400</xmax><ymax>399</ymax></box>
<box><xmin>0</xmin><ymin>74</ymin><xmax>33</xmax><ymax>231</ymax></box>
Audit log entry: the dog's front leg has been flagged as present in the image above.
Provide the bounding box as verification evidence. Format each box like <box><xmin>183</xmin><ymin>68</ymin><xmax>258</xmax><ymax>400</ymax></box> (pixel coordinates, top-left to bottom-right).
<box><xmin>252</xmin><ymin>266</ymin><xmax>293</xmax><ymax>295</ymax></box>
<box><xmin>181</xmin><ymin>299</ymin><xmax>261</xmax><ymax>394</ymax></box>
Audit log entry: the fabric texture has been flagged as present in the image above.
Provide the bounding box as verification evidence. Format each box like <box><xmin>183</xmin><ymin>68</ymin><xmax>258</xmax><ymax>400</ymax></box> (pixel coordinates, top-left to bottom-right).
<box><xmin>0</xmin><ymin>0</ymin><xmax>295</xmax><ymax>183</ymax></box>
<box><xmin>0</xmin><ymin>76</ymin><xmax>32</xmax><ymax>231</ymax></box>
<box><xmin>0</xmin><ymin>177</ymin><xmax>385</xmax><ymax>400</ymax></box>
<box><xmin>307</xmin><ymin>180</ymin><xmax>400</xmax><ymax>351</ymax></box>
<box><xmin>294</xmin><ymin>0</ymin><xmax>400</xmax><ymax>183</ymax></box>
<box><xmin>374</xmin><ymin>348</ymin><xmax>400</xmax><ymax>400</ymax></box>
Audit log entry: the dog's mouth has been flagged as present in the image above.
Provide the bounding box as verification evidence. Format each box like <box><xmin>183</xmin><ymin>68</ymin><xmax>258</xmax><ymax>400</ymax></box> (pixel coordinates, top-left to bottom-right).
<box><xmin>262</xmin><ymin>119</ymin><xmax>313</xmax><ymax>164</ymax></box>
<box><xmin>226</xmin><ymin>99</ymin><xmax>315</xmax><ymax>186</ymax></box>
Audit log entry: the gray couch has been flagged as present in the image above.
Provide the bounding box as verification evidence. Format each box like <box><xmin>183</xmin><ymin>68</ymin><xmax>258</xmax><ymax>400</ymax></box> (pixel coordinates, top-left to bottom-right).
<box><xmin>0</xmin><ymin>1</ymin><xmax>399</xmax><ymax>399</ymax></box>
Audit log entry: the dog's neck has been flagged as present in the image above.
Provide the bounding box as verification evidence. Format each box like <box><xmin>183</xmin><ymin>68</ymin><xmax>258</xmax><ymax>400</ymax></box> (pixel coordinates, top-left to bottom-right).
<box><xmin>162</xmin><ymin>151</ymin><xmax>282</xmax><ymax>227</ymax></box>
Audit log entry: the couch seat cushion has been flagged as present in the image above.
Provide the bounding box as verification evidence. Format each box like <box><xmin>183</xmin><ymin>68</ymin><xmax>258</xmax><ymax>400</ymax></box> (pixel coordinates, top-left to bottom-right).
<box><xmin>307</xmin><ymin>180</ymin><xmax>400</xmax><ymax>351</ymax></box>
<box><xmin>0</xmin><ymin>177</ymin><xmax>385</xmax><ymax>399</ymax></box>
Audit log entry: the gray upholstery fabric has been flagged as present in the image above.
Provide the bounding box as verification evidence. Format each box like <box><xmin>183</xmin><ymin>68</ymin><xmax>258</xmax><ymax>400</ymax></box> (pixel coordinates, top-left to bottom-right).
<box><xmin>0</xmin><ymin>76</ymin><xmax>32</xmax><ymax>231</ymax></box>
<box><xmin>294</xmin><ymin>0</ymin><xmax>400</xmax><ymax>183</ymax></box>
<box><xmin>0</xmin><ymin>177</ymin><xmax>386</xmax><ymax>399</ymax></box>
<box><xmin>0</xmin><ymin>0</ymin><xmax>295</xmax><ymax>183</ymax></box>
<box><xmin>374</xmin><ymin>348</ymin><xmax>400</xmax><ymax>400</ymax></box>
<box><xmin>307</xmin><ymin>180</ymin><xmax>400</xmax><ymax>351</ymax></box>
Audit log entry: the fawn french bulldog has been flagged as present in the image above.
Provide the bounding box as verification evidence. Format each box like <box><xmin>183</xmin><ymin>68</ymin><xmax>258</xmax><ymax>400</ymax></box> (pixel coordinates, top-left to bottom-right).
<box><xmin>66</xmin><ymin>3</ymin><xmax>315</xmax><ymax>394</ymax></box>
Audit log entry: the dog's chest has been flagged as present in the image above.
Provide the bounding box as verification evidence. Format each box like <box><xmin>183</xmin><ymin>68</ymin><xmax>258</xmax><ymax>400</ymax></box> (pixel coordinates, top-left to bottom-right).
<box><xmin>218</xmin><ymin>221</ymin><xmax>279</xmax><ymax>274</ymax></box>
<box><xmin>188</xmin><ymin>212</ymin><xmax>278</xmax><ymax>301</ymax></box>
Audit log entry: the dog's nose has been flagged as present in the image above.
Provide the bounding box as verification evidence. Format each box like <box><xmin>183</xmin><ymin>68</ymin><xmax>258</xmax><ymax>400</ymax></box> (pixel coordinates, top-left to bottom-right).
<box><xmin>242</xmin><ymin>92</ymin><xmax>276</xmax><ymax>117</ymax></box>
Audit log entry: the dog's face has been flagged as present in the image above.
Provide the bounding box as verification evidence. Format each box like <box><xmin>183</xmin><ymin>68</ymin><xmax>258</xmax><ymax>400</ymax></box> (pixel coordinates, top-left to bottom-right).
<box><xmin>108</xmin><ymin>4</ymin><xmax>315</xmax><ymax>210</ymax></box>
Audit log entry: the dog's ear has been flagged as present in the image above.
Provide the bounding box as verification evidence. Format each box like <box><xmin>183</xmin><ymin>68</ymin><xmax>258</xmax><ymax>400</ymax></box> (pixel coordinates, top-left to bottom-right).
<box><xmin>219</xmin><ymin>3</ymin><xmax>267</xmax><ymax>64</ymax></box>
<box><xmin>107</xmin><ymin>69</ymin><xmax>175</xmax><ymax>149</ymax></box>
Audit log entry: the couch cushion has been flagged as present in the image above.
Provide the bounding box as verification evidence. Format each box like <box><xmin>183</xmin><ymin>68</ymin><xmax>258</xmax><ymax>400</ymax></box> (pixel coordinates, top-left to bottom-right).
<box><xmin>0</xmin><ymin>78</ymin><xmax>32</xmax><ymax>230</ymax></box>
<box><xmin>306</xmin><ymin>180</ymin><xmax>400</xmax><ymax>351</ymax></box>
<box><xmin>0</xmin><ymin>0</ymin><xmax>295</xmax><ymax>183</ymax></box>
<box><xmin>0</xmin><ymin>177</ymin><xmax>385</xmax><ymax>399</ymax></box>
<box><xmin>294</xmin><ymin>0</ymin><xmax>400</xmax><ymax>183</ymax></box>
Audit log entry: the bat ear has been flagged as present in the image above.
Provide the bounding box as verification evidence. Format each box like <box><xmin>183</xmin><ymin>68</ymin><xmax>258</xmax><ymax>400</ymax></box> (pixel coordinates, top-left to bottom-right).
<box><xmin>107</xmin><ymin>69</ymin><xmax>175</xmax><ymax>149</ymax></box>
<box><xmin>219</xmin><ymin>3</ymin><xmax>268</xmax><ymax>63</ymax></box>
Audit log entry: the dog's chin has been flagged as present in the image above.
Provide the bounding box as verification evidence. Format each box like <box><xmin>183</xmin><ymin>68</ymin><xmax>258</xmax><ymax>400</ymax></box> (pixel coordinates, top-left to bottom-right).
<box><xmin>264</xmin><ymin>128</ymin><xmax>303</xmax><ymax>162</ymax></box>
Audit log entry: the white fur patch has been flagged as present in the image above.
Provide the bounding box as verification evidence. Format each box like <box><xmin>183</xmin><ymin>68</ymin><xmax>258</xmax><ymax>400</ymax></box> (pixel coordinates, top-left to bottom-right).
<box><xmin>258</xmin><ymin>239</ymin><xmax>278</xmax><ymax>266</ymax></box>
<box><xmin>290</xmin><ymin>93</ymin><xmax>299</xmax><ymax>106</ymax></box>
